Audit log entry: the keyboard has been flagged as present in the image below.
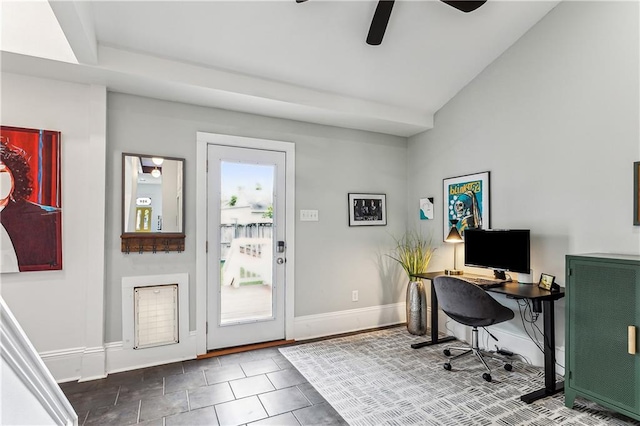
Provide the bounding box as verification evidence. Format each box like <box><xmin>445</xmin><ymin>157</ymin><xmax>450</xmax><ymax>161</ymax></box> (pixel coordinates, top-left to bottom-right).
<box><xmin>463</xmin><ymin>277</ymin><xmax>507</xmax><ymax>288</ymax></box>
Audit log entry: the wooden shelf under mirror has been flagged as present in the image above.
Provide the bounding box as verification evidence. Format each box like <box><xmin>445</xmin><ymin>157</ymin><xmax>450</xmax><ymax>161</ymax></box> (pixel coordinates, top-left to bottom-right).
<box><xmin>121</xmin><ymin>233</ymin><xmax>185</xmax><ymax>254</ymax></box>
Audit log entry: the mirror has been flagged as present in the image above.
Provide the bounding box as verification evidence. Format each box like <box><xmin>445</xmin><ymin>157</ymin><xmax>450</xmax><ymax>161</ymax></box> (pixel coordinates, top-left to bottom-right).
<box><xmin>121</xmin><ymin>153</ymin><xmax>185</xmax><ymax>253</ymax></box>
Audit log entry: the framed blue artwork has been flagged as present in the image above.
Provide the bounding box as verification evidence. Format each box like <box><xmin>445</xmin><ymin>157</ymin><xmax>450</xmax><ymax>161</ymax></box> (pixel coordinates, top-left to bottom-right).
<box><xmin>442</xmin><ymin>171</ymin><xmax>490</xmax><ymax>241</ymax></box>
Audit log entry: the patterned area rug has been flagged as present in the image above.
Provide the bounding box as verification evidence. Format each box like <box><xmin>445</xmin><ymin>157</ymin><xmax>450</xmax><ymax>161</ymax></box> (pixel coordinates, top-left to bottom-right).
<box><xmin>280</xmin><ymin>327</ymin><xmax>639</xmax><ymax>425</ymax></box>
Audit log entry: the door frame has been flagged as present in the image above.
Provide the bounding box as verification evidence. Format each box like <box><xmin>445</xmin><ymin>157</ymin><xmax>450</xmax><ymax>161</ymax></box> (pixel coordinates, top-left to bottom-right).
<box><xmin>196</xmin><ymin>132</ymin><xmax>295</xmax><ymax>356</ymax></box>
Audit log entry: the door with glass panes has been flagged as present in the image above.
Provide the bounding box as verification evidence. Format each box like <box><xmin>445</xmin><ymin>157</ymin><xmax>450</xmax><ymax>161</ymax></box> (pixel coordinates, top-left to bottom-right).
<box><xmin>206</xmin><ymin>145</ymin><xmax>286</xmax><ymax>350</ymax></box>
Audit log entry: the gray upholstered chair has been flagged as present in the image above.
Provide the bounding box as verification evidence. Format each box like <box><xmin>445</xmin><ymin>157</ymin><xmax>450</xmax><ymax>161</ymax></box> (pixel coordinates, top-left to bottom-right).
<box><xmin>433</xmin><ymin>275</ymin><xmax>515</xmax><ymax>382</ymax></box>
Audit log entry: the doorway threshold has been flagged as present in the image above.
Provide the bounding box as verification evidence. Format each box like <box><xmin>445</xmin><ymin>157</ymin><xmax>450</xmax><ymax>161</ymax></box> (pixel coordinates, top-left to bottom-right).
<box><xmin>198</xmin><ymin>339</ymin><xmax>295</xmax><ymax>359</ymax></box>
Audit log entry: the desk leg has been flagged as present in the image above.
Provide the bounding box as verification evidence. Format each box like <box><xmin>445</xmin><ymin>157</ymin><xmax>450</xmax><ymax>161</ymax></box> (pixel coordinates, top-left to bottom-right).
<box><xmin>411</xmin><ymin>280</ymin><xmax>456</xmax><ymax>349</ymax></box>
<box><xmin>520</xmin><ymin>299</ymin><xmax>564</xmax><ymax>403</ymax></box>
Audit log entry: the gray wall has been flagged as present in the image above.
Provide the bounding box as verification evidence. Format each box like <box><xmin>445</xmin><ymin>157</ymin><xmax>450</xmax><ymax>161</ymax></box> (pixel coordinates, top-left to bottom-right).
<box><xmin>105</xmin><ymin>93</ymin><xmax>408</xmax><ymax>342</ymax></box>
<box><xmin>408</xmin><ymin>1</ymin><xmax>640</xmax><ymax>346</ymax></box>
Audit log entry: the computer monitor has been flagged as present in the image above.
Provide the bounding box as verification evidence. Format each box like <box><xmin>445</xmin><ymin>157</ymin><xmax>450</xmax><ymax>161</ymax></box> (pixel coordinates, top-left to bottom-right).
<box><xmin>464</xmin><ymin>229</ymin><xmax>530</xmax><ymax>278</ymax></box>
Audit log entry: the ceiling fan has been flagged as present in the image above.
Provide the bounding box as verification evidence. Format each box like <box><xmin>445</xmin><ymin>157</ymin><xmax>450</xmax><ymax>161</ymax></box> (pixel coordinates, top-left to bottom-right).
<box><xmin>296</xmin><ymin>0</ymin><xmax>488</xmax><ymax>46</ymax></box>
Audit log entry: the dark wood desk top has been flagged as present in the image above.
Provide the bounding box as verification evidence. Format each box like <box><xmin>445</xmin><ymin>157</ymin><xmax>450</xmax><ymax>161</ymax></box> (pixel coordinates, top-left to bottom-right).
<box><xmin>486</xmin><ymin>281</ymin><xmax>565</xmax><ymax>301</ymax></box>
<box><xmin>413</xmin><ymin>271</ymin><xmax>565</xmax><ymax>301</ymax></box>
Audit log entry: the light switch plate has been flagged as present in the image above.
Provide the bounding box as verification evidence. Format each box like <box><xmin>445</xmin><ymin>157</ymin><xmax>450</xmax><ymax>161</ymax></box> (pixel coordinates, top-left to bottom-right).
<box><xmin>300</xmin><ymin>209</ymin><xmax>319</xmax><ymax>221</ymax></box>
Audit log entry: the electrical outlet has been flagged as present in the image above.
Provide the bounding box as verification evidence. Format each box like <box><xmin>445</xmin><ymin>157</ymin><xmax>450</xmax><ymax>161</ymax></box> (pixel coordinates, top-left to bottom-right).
<box><xmin>352</xmin><ymin>290</ymin><xmax>359</xmax><ymax>302</ymax></box>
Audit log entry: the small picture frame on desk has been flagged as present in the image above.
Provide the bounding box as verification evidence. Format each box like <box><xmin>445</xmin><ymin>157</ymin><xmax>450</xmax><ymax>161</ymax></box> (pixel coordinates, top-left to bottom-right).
<box><xmin>538</xmin><ymin>273</ymin><xmax>555</xmax><ymax>291</ymax></box>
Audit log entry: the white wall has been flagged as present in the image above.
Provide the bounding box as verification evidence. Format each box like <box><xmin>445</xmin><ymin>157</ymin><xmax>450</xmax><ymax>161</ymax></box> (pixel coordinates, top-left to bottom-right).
<box><xmin>0</xmin><ymin>73</ymin><xmax>107</xmax><ymax>381</ymax></box>
<box><xmin>408</xmin><ymin>1</ymin><xmax>640</xmax><ymax>365</ymax></box>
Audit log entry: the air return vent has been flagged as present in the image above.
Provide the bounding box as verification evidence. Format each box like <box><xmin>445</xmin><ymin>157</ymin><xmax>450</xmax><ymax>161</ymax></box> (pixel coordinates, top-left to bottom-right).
<box><xmin>121</xmin><ymin>273</ymin><xmax>188</xmax><ymax>358</ymax></box>
<box><xmin>134</xmin><ymin>284</ymin><xmax>179</xmax><ymax>349</ymax></box>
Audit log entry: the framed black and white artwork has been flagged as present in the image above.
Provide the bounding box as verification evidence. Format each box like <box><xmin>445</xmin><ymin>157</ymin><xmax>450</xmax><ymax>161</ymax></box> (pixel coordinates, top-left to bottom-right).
<box><xmin>348</xmin><ymin>193</ymin><xmax>386</xmax><ymax>226</ymax></box>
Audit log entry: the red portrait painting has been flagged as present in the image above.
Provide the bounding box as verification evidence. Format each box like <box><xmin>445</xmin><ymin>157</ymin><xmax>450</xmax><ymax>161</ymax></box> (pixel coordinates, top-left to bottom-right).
<box><xmin>1</xmin><ymin>126</ymin><xmax>62</xmax><ymax>272</ymax></box>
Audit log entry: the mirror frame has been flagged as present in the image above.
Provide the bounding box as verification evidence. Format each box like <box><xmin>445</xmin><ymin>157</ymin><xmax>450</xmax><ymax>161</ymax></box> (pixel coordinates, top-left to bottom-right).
<box><xmin>120</xmin><ymin>152</ymin><xmax>186</xmax><ymax>253</ymax></box>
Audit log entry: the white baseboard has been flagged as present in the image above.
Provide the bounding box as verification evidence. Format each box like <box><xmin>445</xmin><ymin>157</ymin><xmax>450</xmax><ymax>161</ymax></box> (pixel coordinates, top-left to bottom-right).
<box><xmin>43</xmin><ymin>332</ymin><xmax>199</xmax><ymax>382</ymax></box>
<box><xmin>294</xmin><ymin>304</ymin><xmax>564</xmax><ymax>376</ymax></box>
<box><xmin>44</xmin><ymin>305</ymin><xmax>564</xmax><ymax>382</ymax></box>
<box><xmin>294</xmin><ymin>303</ymin><xmax>406</xmax><ymax>341</ymax></box>
<box><xmin>39</xmin><ymin>347</ymin><xmax>85</xmax><ymax>383</ymax></box>
<box><xmin>105</xmin><ymin>331</ymin><xmax>198</xmax><ymax>374</ymax></box>
<box><xmin>80</xmin><ymin>346</ymin><xmax>107</xmax><ymax>382</ymax></box>
<box><xmin>40</xmin><ymin>346</ymin><xmax>107</xmax><ymax>383</ymax></box>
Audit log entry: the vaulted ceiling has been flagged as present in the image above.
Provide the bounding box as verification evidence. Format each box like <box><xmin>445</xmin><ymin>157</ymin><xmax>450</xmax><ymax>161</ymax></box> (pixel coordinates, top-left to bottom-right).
<box><xmin>1</xmin><ymin>1</ymin><xmax>560</xmax><ymax>136</ymax></box>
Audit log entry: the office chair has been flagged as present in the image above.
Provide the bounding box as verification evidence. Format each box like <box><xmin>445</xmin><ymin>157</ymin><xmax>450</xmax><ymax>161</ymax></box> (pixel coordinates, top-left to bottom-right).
<box><xmin>433</xmin><ymin>276</ymin><xmax>515</xmax><ymax>382</ymax></box>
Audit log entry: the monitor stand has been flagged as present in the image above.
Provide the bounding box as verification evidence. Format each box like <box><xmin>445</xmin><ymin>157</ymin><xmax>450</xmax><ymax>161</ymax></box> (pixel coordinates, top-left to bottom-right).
<box><xmin>493</xmin><ymin>270</ymin><xmax>507</xmax><ymax>280</ymax></box>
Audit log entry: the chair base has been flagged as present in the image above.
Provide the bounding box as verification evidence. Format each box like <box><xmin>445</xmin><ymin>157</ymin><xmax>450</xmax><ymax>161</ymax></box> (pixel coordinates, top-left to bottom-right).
<box><xmin>442</xmin><ymin>326</ymin><xmax>512</xmax><ymax>381</ymax></box>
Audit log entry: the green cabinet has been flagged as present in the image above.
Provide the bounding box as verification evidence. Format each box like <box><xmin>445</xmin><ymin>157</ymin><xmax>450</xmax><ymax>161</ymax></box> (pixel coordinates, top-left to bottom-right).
<box><xmin>565</xmin><ymin>254</ymin><xmax>640</xmax><ymax>421</ymax></box>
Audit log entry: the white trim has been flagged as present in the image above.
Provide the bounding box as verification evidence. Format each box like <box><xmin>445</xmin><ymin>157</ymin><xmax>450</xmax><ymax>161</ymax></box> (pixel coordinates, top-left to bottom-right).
<box><xmin>122</xmin><ymin>273</ymin><xmax>189</xmax><ymax>350</ymax></box>
<box><xmin>83</xmin><ymin>84</ymin><xmax>107</xmax><ymax>378</ymax></box>
<box><xmin>79</xmin><ymin>347</ymin><xmax>107</xmax><ymax>383</ymax></box>
<box><xmin>39</xmin><ymin>347</ymin><xmax>86</xmax><ymax>359</ymax></box>
<box><xmin>38</xmin><ymin>346</ymin><xmax>108</xmax><ymax>383</ymax></box>
<box><xmin>105</xmin><ymin>332</ymin><xmax>197</xmax><ymax>374</ymax></box>
<box><xmin>294</xmin><ymin>303</ymin><xmax>406</xmax><ymax>341</ymax></box>
<box><xmin>47</xmin><ymin>332</ymin><xmax>199</xmax><ymax>378</ymax></box>
<box><xmin>39</xmin><ymin>348</ymin><xmax>83</xmax><ymax>383</ymax></box>
<box><xmin>1</xmin><ymin>297</ymin><xmax>78</xmax><ymax>425</ymax></box>
<box><xmin>82</xmin><ymin>346</ymin><xmax>107</xmax><ymax>355</ymax></box>
<box><xmin>196</xmin><ymin>132</ymin><xmax>295</xmax><ymax>355</ymax></box>
<box><xmin>119</xmin><ymin>273</ymin><xmax>191</xmax><ymax>373</ymax></box>
<box><xmin>294</xmin><ymin>304</ymin><xmax>564</xmax><ymax>375</ymax></box>
<box><xmin>196</xmin><ymin>136</ymin><xmax>208</xmax><ymax>355</ymax></box>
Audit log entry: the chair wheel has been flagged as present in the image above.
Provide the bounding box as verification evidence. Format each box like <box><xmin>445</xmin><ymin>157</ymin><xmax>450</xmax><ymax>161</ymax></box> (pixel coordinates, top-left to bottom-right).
<box><xmin>504</xmin><ymin>363</ymin><xmax>513</xmax><ymax>371</ymax></box>
<box><xmin>482</xmin><ymin>373</ymin><xmax>492</xmax><ymax>382</ymax></box>
<box><xmin>444</xmin><ymin>362</ymin><xmax>452</xmax><ymax>371</ymax></box>
<box><xmin>443</xmin><ymin>349</ymin><xmax>451</xmax><ymax>356</ymax></box>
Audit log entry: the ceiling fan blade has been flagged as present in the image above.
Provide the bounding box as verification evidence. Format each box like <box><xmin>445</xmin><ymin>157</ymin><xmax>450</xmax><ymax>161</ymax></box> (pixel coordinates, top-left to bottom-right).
<box><xmin>367</xmin><ymin>0</ymin><xmax>395</xmax><ymax>46</ymax></box>
<box><xmin>441</xmin><ymin>0</ymin><xmax>487</xmax><ymax>13</ymax></box>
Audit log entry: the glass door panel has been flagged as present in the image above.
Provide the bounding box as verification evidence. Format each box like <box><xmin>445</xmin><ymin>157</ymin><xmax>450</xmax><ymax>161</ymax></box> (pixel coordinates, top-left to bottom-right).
<box><xmin>219</xmin><ymin>161</ymin><xmax>274</xmax><ymax>325</ymax></box>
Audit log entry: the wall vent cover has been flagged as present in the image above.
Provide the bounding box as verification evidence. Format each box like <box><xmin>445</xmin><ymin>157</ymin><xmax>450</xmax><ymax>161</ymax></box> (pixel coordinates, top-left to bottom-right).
<box><xmin>134</xmin><ymin>284</ymin><xmax>179</xmax><ymax>349</ymax></box>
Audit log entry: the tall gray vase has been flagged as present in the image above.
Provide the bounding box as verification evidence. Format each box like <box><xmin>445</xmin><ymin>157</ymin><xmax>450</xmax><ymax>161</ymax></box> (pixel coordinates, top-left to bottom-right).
<box><xmin>406</xmin><ymin>280</ymin><xmax>427</xmax><ymax>335</ymax></box>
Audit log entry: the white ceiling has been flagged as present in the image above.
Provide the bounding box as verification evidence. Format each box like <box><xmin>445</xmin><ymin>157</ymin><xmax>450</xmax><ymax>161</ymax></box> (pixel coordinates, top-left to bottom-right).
<box><xmin>1</xmin><ymin>0</ymin><xmax>560</xmax><ymax>136</ymax></box>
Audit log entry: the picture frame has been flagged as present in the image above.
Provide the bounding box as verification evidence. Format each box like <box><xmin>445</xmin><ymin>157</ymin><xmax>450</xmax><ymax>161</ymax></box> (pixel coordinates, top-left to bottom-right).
<box><xmin>348</xmin><ymin>193</ymin><xmax>386</xmax><ymax>226</ymax></box>
<box><xmin>419</xmin><ymin>197</ymin><xmax>434</xmax><ymax>220</ymax></box>
<box><xmin>0</xmin><ymin>125</ymin><xmax>62</xmax><ymax>272</ymax></box>
<box><xmin>443</xmin><ymin>171</ymin><xmax>490</xmax><ymax>241</ymax></box>
<box><xmin>538</xmin><ymin>273</ymin><xmax>555</xmax><ymax>291</ymax></box>
<box><xmin>634</xmin><ymin>161</ymin><xmax>640</xmax><ymax>226</ymax></box>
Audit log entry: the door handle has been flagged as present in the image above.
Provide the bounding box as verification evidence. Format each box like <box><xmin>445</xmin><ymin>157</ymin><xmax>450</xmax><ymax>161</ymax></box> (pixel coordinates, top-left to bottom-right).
<box><xmin>629</xmin><ymin>326</ymin><xmax>637</xmax><ymax>355</ymax></box>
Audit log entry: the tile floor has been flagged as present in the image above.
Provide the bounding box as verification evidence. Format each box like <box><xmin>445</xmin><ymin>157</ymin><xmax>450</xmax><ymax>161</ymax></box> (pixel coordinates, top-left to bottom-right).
<box><xmin>60</xmin><ymin>347</ymin><xmax>347</xmax><ymax>425</ymax></box>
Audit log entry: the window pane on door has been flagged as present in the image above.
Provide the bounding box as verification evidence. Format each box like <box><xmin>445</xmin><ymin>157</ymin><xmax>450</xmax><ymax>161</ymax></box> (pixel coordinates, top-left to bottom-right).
<box><xmin>219</xmin><ymin>161</ymin><xmax>274</xmax><ymax>325</ymax></box>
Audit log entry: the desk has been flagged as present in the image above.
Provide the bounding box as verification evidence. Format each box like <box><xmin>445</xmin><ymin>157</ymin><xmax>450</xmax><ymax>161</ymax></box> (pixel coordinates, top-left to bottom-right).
<box><xmin>487</xmin><ymin>281</ymin><xmax>565</xmax><ymax>403</ymax></box>
<box><xmin>410</xmin><ymin>272</ymin><xmax>457</xmax><ymax>349</ymax></box>
<box><xmin>412</xmin><ymin>272</ymin><xmax>565</xmax><ymax>404</ymax></box>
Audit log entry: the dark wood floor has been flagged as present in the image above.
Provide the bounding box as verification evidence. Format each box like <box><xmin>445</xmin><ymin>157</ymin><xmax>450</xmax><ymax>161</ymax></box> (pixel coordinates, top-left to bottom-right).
<box><xmin>60</xmin><ymin>346</ymin><xmax>347</xmax><ymax>425</ymax></box>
